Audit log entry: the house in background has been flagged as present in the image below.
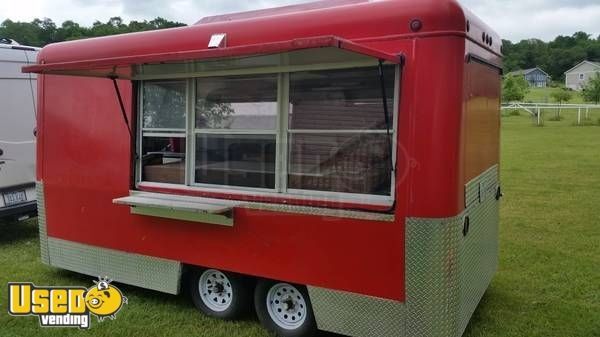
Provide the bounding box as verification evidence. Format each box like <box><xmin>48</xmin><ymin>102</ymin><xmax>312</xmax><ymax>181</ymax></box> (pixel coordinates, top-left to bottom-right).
<box><xmin>506</xmin><ymin>67</ymin><xmax>551</xmax><ymax>88</ymax></box>
<box><xmin>565</xmin><ymin>60</ymin><xmax>600</xmax><ymax>91</ymax></box>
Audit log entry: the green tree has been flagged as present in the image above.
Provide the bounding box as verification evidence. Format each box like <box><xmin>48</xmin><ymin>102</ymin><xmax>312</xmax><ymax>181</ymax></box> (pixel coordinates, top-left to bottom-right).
<box><xmin>0</xmin><ymin>19</ymin><xmax>42</xmax><ymax>46</ymax></box>
<box><xmin>502</xmin><ymin>75</ymin><xmax>529</xmax><ymax>102</ymax></box>
<box><xmin>582</xmin><ymin>73</ymin><xmax>600</xmax><ymax>104</ymax></box>
<box><xmin>148</xmin><ymin>17</ymin><xmax>186</xmax><ymax>30</ymax></box>
<box><xmin>33</xmin><ymin>18</ymin><xmax>58</xmax><ymax>44</ymax></box>
<box><xmin>502</xmin><ymin>32</ymin><xmax>600</xmax><ymax>81</ymax></box>
<box><xmin>0</xmin><ymin>17</ymin><xmax>186</xmax><ymax>47</ymax></box>
<box><xmin>56</xmin><ymin>20</ymin><xmax>86</xmax><ymax>41</ymax></box>
<box><xmin>550</xmin><ymin>88</ymin><xmax>573</xmax><ymax>119</ymax></box>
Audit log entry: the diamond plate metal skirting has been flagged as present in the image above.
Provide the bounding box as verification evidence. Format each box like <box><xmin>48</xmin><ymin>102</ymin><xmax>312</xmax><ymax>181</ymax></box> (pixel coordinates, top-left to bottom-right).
<box><xmin>36</xmin><ymin>182</ymin><xmax>49</xmax><ymax>265</ymax></box>
<box><xmin>406</xmin><ymin>165</ymin><xmax>499</xmax><ymax>337</ymax></box>
<box><xmin>306</xmin><ymin>166</ymin><xmax>499</xmax><ymax>337</ymax></box>
<box><xmin>47</xmin><ymin>237</ymin><xmax>182</xmax><ymax>294</ymax></box>
<box><xmin>308</xmin><ymin>286</ymin><xmax>405</xmax><ymax>337</ymax></box>
<box><xmin>38</xmin><ymin>182</ymin><xmax>182</xmax><ymax>294</ymax></box>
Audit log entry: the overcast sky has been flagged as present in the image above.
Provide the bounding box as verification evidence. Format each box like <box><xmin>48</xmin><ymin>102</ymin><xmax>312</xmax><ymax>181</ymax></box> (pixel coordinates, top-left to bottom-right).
<box><xmin>0</xmin><ymin>0</ymin><xmax>598</xmax><ymax>42</ymax></box>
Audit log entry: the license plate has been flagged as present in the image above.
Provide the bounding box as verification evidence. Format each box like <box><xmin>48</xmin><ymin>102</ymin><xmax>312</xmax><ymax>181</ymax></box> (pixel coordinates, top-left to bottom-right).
<box><xmin>3</xmin><ymin>190</ymin><xmax>27</xmax><ymax>206</ymax></box>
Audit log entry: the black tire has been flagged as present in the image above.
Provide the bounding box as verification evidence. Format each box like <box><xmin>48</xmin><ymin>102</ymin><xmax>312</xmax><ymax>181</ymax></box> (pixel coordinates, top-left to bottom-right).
<box><xmin>254</xmin><ymin>280</ymin><xmax>317</xmax><ymax>337</ymax></box>
<box><xmin>187</xmin><ymin>268</ymin><xmax>253</xmax><ymax>320</ymax></box>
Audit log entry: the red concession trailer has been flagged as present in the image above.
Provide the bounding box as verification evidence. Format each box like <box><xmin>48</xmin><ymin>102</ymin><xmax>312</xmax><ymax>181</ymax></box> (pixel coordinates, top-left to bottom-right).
<box><xmin>24</xmin><ymin>0</ymin><xmax>502</xmax><ymax>336</ymax></box>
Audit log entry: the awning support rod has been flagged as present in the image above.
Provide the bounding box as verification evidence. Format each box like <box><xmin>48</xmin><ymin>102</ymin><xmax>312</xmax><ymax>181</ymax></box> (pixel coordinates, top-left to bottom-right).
<box><xmin>378</xmin><ymin>60</ymin><xmax>394</xmax><ymax>173</ymax></box>
<box><xmin>110</xmin><ymin>77</ymin><xmax>132</xmax><ymax>138</ymax></box>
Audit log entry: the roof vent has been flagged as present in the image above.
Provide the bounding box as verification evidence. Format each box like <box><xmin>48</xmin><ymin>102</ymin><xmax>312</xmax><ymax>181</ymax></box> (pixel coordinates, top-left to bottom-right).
<box><xmin>208</xmin><ymin>33</ymin><xmax>227</xmax><ymax>49</ymax></box>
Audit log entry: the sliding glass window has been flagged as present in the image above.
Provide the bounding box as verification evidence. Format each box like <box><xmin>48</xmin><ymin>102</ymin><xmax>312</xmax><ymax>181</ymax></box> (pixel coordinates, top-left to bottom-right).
<box><xmin>137</xmin><ymin>65</ymin><xmax>397</xmax><ymax>201</ymax></box>
<box><xmin>194</xmin><ymin>75</ymin><xmax>278</xmax><ymax>190</ymax></box>
<box><xmin>140</xmin><ymin>81</ymin><xmax>187</xmax><ymax>185</ymax></box>
<box><xmin>288</xmin><ymin>66</ymin><xmax>395</xmax><ymax>196</ymax></box>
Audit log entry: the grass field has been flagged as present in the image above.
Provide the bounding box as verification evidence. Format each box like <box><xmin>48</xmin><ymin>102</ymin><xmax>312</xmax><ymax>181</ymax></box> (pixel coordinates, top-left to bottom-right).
<box><xmin>524</xmin><ymin>87</ymin><xmax>585</xmax><ymax>104</ymax></box>
<box><xmin>1</xmin><ymin>115</ymin><xmax>599</xmax><ymax>337</ymax></box>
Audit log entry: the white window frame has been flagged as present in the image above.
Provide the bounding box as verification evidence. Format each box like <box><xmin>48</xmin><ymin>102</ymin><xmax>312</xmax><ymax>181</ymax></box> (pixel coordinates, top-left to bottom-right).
<box><xmin>136</xmin><ymin>79</ymin><xmax>189</xmax><ymax>185</ymax></box>
<box><xmin>136</xmin><ymin>64</ymin><xmax>400</xmax><ymax>206</ymax></box>
<box><xmin>579</xmin><ymin>73</ymin><xmax>585</xmax><ymax>80</ymax></box>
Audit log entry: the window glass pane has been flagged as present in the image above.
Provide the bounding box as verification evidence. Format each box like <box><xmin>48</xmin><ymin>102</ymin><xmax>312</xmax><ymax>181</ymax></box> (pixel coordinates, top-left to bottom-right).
<box><xmin>289</xmin><ymin>66</ymin><xmax>395</xmax><ymax>130</ymax></box>
<box><xmin>142</xmin><ymin>136</ymin><xmax>186</xmax><ymax>184</ymax></box>
<box><xmin>288</xmin><ymin>133</ymin><xmax>391</xmax><ymax>196</ymax></box>
<box><xmin>196</xmin><ymin>75</ymin><xmax>278</xmax><ymax>130</ymax></box>
<box><xmin>143</xmin><ymin>81</ymin><xmax>187</xmax><ymax>129</ymax></box>
<box><xmin>195</xmin><ymin>134</ymin><xmax>276</xmax><ymax>189</ymax></box>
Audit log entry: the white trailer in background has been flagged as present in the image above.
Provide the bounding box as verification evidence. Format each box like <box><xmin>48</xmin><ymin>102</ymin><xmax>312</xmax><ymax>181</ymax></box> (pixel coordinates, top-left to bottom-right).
<box><xmin>0</xmin><ymin>39</ymin><xmax>39</xmax><ymax>221</ymax></box>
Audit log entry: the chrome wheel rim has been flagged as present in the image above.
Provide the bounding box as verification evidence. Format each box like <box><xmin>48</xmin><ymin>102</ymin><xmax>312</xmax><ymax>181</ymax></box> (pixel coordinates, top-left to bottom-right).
<box><xmin>266</xmin><ymin>283</ymin><xmax>307</xmax><ymax>330</ymax></box>
<box><xmin>198</xmin><ymin>269</ymin><xmax>233</xmax><ymax>312</ymax></box>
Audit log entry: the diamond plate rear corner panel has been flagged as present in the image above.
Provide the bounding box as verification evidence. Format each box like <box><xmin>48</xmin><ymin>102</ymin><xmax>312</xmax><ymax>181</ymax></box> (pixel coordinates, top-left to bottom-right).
<box><xmin>308</xmin><ymin>286</ymin><xmax>405</xmax><ymax>337</ymax></box>
<box><xmin>36</xmin><ymin>181</ymin><xmax>49</xmax><ymax>265</ymax></box>
<box><xmin>459</xmin><ymin>165</ymin><xmax>499</xmax><ymax>335</ymax></box>
<box><xmin>406</xmin><ymin>165</ymin><xmax>499</xmax><ymax>337</ymax></box>
<box><xmin>47</xmin><ymin>237</ymin><xmax>182</xmax><ymax>295</ymax></box>
<box><xmin>406</xmin><ymin>215</ymin><xmax>463</xmax><ymax>337</ymax></box>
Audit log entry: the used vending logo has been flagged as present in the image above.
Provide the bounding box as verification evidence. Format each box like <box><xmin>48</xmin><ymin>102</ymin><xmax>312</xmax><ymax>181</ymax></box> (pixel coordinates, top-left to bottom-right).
<box><xmin>8</xmin><ymin>277</ymin><xmax>127</xmax><ymax>329</ymax></box>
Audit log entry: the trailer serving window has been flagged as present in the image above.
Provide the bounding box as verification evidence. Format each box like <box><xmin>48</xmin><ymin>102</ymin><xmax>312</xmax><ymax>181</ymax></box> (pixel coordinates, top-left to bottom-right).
<box><xmin>22</xmin><ymin>36</ymin><xmax>402</xmax><ymax>205</ymax></box>
<box><xmin>138</xmin><ymin>65</ymin><xmax>397</xmax><ymax>202</ymax></box>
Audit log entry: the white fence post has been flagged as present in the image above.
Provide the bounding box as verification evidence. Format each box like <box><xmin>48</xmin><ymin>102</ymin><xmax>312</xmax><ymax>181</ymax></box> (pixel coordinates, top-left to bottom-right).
<box><xmin>578</xmin><ymin>108</ymin><xmax>582</xmax><ymax>125</ymax></box>
<box><xmin>586</xmin><ymin>107</ymin><xmax>589</xmax><ymax>120</ymax></box>
<box><xmin>537</xmin><ymin>106</ymin><xmax>541</xmax><ymax>126</ymax></box>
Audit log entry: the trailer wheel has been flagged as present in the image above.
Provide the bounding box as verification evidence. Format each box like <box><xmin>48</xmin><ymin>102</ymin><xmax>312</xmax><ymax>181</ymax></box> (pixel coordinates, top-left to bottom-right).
<box><xmin>188</xmin><ymin>268</ymin><xmax>252</xmax><ymax>320</ymax></box>
<box><xmin>255</xmin><ymin>280</ymin><xmax>317</xmax><ymax>337</ymax></box>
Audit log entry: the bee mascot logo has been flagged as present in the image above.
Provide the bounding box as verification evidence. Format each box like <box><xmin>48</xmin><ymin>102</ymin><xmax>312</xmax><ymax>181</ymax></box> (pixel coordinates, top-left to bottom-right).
<box><xmin>8</xmin><ymin>277</ymin><xmax>128</xmax><ymax>329</ymax></box>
